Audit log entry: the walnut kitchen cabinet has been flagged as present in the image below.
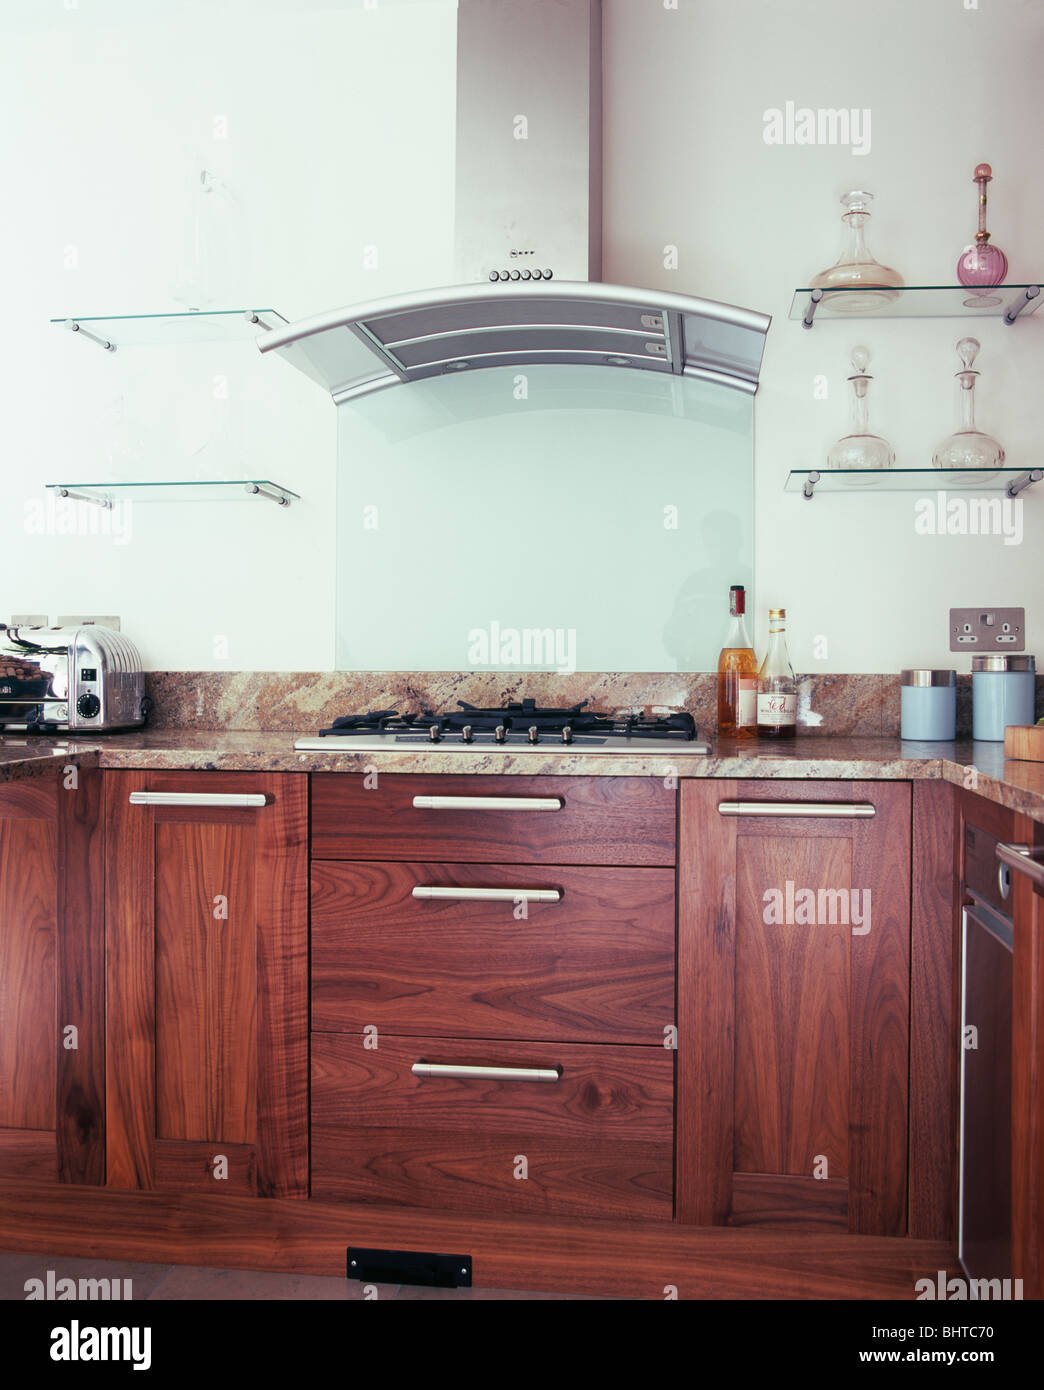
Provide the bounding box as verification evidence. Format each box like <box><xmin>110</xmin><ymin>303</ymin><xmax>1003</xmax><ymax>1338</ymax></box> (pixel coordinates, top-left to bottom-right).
<box><xmin>309</xmin><ymin>773</ymin><xmax>676</xmax><ymax>1221</ymax></box>
<box><xmin>104</xmin><ymin>771</ymin><xmax>308</xmax><ymax>1197</ymax></box>
<box><xmin>677</xmin><ymin>780</ymin><xmax>912</xmax><ymax>1235</ymax></box>
<box><xmin>1002</xmin><ymin>810</ymin><xmax>1044</xmax><ymax>1301</ymax></box>
<box><xmin>0</xmin><ymin>770</ymin><xmax>104</xmax><ymax>1186</ymax></box>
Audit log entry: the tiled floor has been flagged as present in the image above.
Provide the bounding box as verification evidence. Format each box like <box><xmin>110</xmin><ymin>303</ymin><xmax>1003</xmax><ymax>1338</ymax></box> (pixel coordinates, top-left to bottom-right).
<box><xmin>1</xmin><ymin>1251</ymin><xmax>612</xmax><ymax>1301</ymax></box>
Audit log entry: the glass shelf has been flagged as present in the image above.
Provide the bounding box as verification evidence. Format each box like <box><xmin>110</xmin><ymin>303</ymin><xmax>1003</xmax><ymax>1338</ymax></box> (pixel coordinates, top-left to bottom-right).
<box><xmin>50</xmin><ymin>309</ymin><xmax>288</xmax><ymax>350</ymax></box>
<box><xmin>786</xmin><ymin>467</ymin><xmax>1042</xmax><ymax>500</ymax></box>
<box><xmin>789</xmin><ymin>284</ymin><xmax>1041</xmax><ymax>327</ymax></box>
<box><xmin>46</xmin><ymin>480</ymin><xmax>299</xmax><ymax>508</ymax></box>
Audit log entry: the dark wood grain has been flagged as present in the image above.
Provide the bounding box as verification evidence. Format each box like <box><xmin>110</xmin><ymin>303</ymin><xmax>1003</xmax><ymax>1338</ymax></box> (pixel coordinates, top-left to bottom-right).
<box><xmin>0</xmin><ymin>783</ymin><xmax>57</xmax><ymax>1133</ymax></box>
<box><xmin>153</xmin><ymin>1140</ymin><xmax>258</xmax><ymax>1194</ymax></box>
<box><xmin>677</xmin><ymin>779</ymin><xmax>735</xmax><ymax>1224</ymax></box>
<box><xmin>311</xmin><ymin>860</ymin><xmax>675</xmax><ymax>1042</ymax></box>
<box><xmin>312</xmin><ymin>1032</ymin><xmax>672</xmax><ymax>1219</ymax></box>
<box><xmin>734</xmin><ymin>835</ymin><xmax>850</xmax><ymax>1178</ymax></box>
<box><xmin>847</xmin><ymin>782</ymin><xmax>910</xmax><ymax>1236</ymax></box>
<box><xmin>105</xmin><ymin>770</ymin><xmax>156</xmax><ymax>1189</ymax></box>
<box><xmin>155</xmin><ymin>821</ymin><xmax>257</xmax><ymax>1144</ymax></box>
<box><xmin>678</xmin><ymin>780</ymin><xmax>911</xmax><ymax>1236</ymax></box>
<box><xmin>311</xmin><ymin>773</ymin><xmax>676</xmax><ymax>866</ymax></box>
<box><xmin>0</xmin><ymin>1179</ymin><xmax>958</xmax><ymax>1299</ymax></box>
<box><xmin>728</xmin><ymin>1173</ymin><xmax>849</xmax><ymax>1229</ymax></box>
<box><xmin>104</xmin><ymin>771</ymin><xmax>308</xmax><ymax>1199</ymax></box>
<box><xmin>253</xmin><ymin>773</ymin><xmax>309</xmax><ymax>1198</ymax></box>
<box><xmin>1011</xmin><ymin>810</ymin><xmax>1043</xmax><ymax>1300</ymax></box>
<box><xmin>312</xmin><ymin>1126</ymin><xmax>672</xmax><ymax>1221</ymax></box>
<box><xmin>0</xmin><ymin>1130</ymin><xmax>57</xmax><ymax>1182</ymax></box>
<box><xmin>908</xmin><ymin>780</ymin><xmax>960</xmax><ymax>1240</ymax></box>
<box><xmin>56</xmin><ymin>768</ymin><xmax>106</xmax><ymax>1186</ymax></box>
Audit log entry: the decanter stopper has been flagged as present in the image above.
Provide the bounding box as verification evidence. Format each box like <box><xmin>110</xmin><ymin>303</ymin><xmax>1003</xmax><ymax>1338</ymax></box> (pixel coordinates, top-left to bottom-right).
<box><xmin>850</xmin><ymin>344</ymin><xmax>872</xmax><ymax>375</ymax></box>
<box><xmin>955</xmin><ymin>336</ymin><xmax>979</xmax><ymax>374</ymax></box>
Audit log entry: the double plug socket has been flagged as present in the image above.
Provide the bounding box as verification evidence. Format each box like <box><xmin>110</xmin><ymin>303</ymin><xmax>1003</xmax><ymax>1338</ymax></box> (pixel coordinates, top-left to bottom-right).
<box><xmin>949</xmin><ymin>607</ymin><xmax>1025</xmax><ymax>651</ymax></box>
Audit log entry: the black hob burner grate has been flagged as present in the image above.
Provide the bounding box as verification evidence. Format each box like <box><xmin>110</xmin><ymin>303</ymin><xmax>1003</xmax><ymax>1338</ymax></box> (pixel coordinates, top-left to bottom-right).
<box><xmin>316</xmin><ymin>698</ymin><xmax>697</xmax><ymax>747</ymax></box>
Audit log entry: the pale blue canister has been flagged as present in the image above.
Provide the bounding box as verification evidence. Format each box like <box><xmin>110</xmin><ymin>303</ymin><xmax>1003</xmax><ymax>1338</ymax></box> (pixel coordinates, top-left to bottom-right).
<box><xmin>971</xmin><ymin>654</ymin><xmax>1036</xmax><ymax>741</ymax></box>
<box><xmin>901</xmin><ymin>669</ymin><xmax>957</xmax><ymax>740</ymax></box>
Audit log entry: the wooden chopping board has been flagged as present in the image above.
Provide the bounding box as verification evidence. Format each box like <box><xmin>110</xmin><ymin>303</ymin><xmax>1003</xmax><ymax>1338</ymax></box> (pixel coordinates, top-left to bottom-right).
<box><xmin>1004</xmin><ymin>725</ymin><xmax>1044</xmax><ymax>761</ymax></box>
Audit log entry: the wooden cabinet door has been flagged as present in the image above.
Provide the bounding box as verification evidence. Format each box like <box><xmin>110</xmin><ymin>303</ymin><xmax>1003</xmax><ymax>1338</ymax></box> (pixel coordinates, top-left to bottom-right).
<box><xmin>1010</xmin><ymin>811</ymin><xmax>1044</xmax><ymax>1301</ymax></box>
<box><xmin>105</xmin><ymin>771</ymin><xmax>307</xmax><ymax>1197</ymax></box>
<box><xmin>0</xmin><ymin>771</ymin><xmax>104</xmax><ymax>1186</ymax></box>
<box><xmin>678</xmin><ymin>780</ymin><xmax>911</xmax><ymax>1235</ymax></box>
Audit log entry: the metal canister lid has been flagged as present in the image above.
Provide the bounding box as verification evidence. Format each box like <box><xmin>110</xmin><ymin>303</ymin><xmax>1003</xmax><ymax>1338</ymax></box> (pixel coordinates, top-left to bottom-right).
<box><xmin>971</xmin><ymin>654</ymin><xmax>1036</xmax><ymax>672</ymax></box>
<box><xmin>901</xmin><ymin>669</ymin><xmax>957</xmax><ymax>686</ymax></box>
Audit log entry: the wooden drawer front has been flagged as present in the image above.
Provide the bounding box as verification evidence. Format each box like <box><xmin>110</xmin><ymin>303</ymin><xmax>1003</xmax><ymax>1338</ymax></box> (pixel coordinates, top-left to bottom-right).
<box><xmin>310</xmin><ymin>773</ymin><xmax>676</xmax><ymax>866</ymax></box>
<box><xmin>311</xmin><ymin>861</ymin><xmax>675</xmax><ymax>1043</ymax></box>
<box><xmin>311</xmin><ymin>1033</ymin><xmax>674</xmax><ymax>1220</ymax></box>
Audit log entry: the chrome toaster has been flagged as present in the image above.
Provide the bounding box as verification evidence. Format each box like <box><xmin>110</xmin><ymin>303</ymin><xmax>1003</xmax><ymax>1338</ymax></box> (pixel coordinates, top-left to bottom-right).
<box><xmin>0</xmin><ymin>624</ymin><xmax>147</xmax><ymax>732</ymax></box>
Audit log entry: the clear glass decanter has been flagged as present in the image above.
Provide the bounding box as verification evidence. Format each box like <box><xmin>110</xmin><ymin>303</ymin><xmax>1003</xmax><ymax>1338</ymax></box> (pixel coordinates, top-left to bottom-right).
<box><xmin>932</xmin><ymin>337</ymin><xmax>1005</xmax><ymax>476</ymax></box>
<box><xmin>827</xmin><ymin>345</ymin><xmax>895</xmax><ymax>476</ymax></box>
<box><xmin>809</xmin><ymin>191</ymin><xmax>904</xmax><ymax>312</ymax></box>
<box><xmin>956</xmin><ymin>163</ymin><xmax>1008</xmax><ymax>307</ymax></box>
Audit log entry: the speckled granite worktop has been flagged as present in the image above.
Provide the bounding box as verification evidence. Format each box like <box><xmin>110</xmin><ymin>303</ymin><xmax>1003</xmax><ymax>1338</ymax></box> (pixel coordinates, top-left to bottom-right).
<box><xmin>2</xmin><ymin>730</ymin><xmax>1043</xmax><ymax>823</ymax></box>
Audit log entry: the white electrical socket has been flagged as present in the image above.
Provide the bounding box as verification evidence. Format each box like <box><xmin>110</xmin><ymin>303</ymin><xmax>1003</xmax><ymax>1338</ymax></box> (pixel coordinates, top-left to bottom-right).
<box><xmin>949</xmin><ymin>607</ymin><xmax>1025</xmax><ymax>651</ymax></box>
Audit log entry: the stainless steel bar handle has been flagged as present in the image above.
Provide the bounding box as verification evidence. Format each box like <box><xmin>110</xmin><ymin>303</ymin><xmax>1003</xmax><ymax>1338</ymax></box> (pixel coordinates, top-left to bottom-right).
<box><xmin>411</xmin><ymin>795</ymin><xmax>563</xmax><ymax>812</ymax></box>
<box><xmin>128</xmin><ymin>791</ymin><xmax>268</xmax><ymax>808</ymax></box>
<box><xmin>411</xmin><ymin>1061</ymin><xmax>562</xmax><ymax>1083</ymax></box>
<box><xmin>412</xmin><ymin>886</ymin><xmax>561</xmax><ymax>903</ymax></box>
<box><xmin>996</xmin><ymin>841</ymin><xmax>1044</xmax><ymax>891</ymax></box>
<box><xmin>718</xmin><ymin>801</ymin><xmax>876</xmax><ymax>818</ymax></box>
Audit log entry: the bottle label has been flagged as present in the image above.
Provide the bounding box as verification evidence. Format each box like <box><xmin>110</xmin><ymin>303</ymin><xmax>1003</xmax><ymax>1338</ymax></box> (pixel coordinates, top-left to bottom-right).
<box><xmin>737</xmin><ymin>680</ymin><xmax>758</xmax><ymax>727</ymax></box>
<box><xmin>758</xmin><ymin>693</ymin><xmax>796</xmax><ymax>726</ymax></box>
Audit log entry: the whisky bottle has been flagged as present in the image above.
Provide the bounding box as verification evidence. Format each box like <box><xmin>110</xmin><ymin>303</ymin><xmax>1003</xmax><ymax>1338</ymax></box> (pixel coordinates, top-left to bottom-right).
<box><xmin>757</xmin><ymin>607</ymin><xmax>797</xmax><ymax>738</ymax></box>
<box><xmin>716</xmin><ymin>585</ymin><xmax>759</xmax><ymax>738</ymax></box>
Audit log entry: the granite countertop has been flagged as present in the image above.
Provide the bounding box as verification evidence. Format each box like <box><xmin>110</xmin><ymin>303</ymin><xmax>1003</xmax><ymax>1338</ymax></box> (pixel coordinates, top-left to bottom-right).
<box><xmin>1</xmin><ymin>729</ymin><xmax>1042</xmax><ymax>823</ymax></box>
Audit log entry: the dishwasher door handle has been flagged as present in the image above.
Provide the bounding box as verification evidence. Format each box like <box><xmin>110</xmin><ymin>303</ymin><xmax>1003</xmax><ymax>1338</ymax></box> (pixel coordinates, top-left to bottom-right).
<box><xmin>129</xmin><ymin>791</ymin><xmax>268</xmax><ymax>808</ymax></box>
<box><xmin>996</xmin><ymin>841</ymin><xmax>1044</xmax><ymax>891</ymax></box>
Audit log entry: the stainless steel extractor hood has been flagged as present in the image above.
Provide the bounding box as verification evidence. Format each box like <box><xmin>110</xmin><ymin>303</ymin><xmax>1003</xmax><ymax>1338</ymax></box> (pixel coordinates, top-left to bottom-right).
<box><xmin>259</xmin><ymin>0</ymin><xmax>770</xmax><ymax>400</ymax></box>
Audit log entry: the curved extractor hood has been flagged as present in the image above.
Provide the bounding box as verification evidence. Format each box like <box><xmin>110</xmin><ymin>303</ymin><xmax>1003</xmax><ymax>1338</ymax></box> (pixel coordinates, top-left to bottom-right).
<box><xmin>261</xmin><ymin>0</ymin><xmax>770</xmax><ymax>402</ymax></box>
<box><xmin>258</xmin><ymin>282</ymin><xmax>770</xmax><ymax>401</ymax></box>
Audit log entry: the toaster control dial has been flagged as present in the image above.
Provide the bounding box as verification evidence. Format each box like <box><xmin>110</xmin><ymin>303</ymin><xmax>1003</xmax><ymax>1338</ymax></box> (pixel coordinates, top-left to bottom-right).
<box><xmin>76</xmin><ymin>693</ymin><xmax>101</xmax><ymax>719</ymax></box>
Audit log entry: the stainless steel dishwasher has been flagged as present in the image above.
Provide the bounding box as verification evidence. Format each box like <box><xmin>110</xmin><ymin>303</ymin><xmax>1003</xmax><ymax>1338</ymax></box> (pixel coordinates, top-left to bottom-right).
<box><xmin>959</xmin><ymin>823</ymin><xmax>1014</xmax><ymax>1282</ymax></box>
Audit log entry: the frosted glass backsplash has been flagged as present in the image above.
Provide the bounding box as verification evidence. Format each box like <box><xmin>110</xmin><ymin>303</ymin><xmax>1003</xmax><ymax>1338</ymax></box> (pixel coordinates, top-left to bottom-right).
<box><xmin>335</xmin><ymin>365</ymin><xmax>753</xmax><ymax>672</ymax></box>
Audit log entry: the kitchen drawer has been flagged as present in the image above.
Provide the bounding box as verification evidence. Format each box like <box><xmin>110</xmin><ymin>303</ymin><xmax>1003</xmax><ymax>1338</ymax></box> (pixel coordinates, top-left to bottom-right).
<box><xmin>311</xmin><ymin>1033</ymin><xmax>674</xmax><ymax>1221</ymax></box>
<box><xmin>311</xmin><ymin>860</ymin><xmax>675</xmax><ymax>1043</ymax></box>
<box><xmin>310</xmin><ymin>773</ymin><xmax>676</xmax><ymax>866</ymax></box>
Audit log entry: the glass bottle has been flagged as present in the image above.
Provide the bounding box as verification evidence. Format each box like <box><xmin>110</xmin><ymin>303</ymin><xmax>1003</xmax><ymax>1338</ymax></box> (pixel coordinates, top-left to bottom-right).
<box><xmin>932</xmin><ymin>337</ymin><xmax>1005</xmax><ymax>475</ymax></box>
<box><xmin>757</xmin><ymin>608</ymin><xmax>797</xmax><ymax>739</ymax></box>
<box><xmin>717</xmin><ymin>584</ymin><xmax>759</xmax><ymax>739</ymax></box>
<box><xmin>956</xmin><ymin>163</ymin><xmax>1008</xmax><ymax>308</ymax></box>
<box><xmin>809</xmin><ymin>191</ymin><xmax>904</xmax><ymax>312</ymax></box>
<box><xmin>826</xmin><ymin>345</ymin><xmax>895</xmax><ymax>475</ymax></box>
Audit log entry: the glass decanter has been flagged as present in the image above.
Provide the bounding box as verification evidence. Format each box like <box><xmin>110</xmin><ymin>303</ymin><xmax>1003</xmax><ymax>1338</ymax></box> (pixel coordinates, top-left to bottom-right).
<box><xmin>956</xmin><ymin>163</ymin><xmax>1009</xmax><ymax>307</ymax></box>
<box><xmin>827</xmin><ymin>345</ymin><xmax>895</xmax><ymax>477</ymax></box>
<box><xmin>809</xmin><ymin>191</ymin><xmax>904</xmax><ymax>312</ymax></box>
<box><xmin>932</xmin><ymin>337</ymin><xmax>1005</xmax><ymax>476</ymax></box>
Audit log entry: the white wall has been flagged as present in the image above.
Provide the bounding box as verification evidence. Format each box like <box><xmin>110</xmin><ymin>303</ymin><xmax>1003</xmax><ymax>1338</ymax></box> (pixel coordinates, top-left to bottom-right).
<box><xmin>1</xmin><ymin>0</ymin><xmax>1041</xmax><ymax>673</ymax></box>
<box><xmin>603</xmin><ymin>0</ymin><xmax>1044</xmax><ymax>672</ymax></box>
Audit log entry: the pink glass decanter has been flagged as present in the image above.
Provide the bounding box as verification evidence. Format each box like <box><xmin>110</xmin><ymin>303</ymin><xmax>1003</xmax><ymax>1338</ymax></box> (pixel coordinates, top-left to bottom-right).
<box><xmin>956</xmin><ymin>164</ymin><xmax>1009</xmax><ymax>307</ymax></box>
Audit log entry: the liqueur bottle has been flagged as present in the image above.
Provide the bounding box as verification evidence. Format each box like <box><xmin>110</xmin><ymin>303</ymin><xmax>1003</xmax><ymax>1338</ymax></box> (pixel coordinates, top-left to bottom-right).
<box><xmin>956</xmin><ymin>163</ymin><xmax>1009</xmax><ymax>306</ymax></box>
<box><xmin>716</xmin><ymin>585</ymin><xmax>759</xmax><ymax>739</ymax></box>
<box><xmin>757</xmin><ymin>608</ymin><xmax>797</xmax><ymax>739</ymax></box>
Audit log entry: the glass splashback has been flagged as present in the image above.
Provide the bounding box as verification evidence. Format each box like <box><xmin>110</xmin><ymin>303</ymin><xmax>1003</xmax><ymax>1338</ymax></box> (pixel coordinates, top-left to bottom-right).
<box><xmin>335</xmin><ymin>365</ymin><xmax>754</xmax><ymax>672</ymax></box>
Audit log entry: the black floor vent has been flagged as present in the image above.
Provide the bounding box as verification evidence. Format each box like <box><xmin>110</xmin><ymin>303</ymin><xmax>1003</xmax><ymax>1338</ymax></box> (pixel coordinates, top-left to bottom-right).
<box><xmin>347</xmin><ymin>1247</ymin><xmax>472</xmax><ymax>1288</ymax></box>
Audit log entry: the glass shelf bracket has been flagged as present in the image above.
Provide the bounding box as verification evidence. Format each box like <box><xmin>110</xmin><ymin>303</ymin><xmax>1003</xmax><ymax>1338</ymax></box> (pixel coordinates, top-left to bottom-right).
<box><xmin>52</xmin><ymin>309</ymin><xmax>289</xmax><ymax>351</ymax></box>
<box><xmin>46</xmin><ymin>480</ymin><xmax>300</xmax><ymax>509</ymax></box>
